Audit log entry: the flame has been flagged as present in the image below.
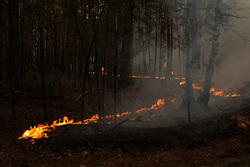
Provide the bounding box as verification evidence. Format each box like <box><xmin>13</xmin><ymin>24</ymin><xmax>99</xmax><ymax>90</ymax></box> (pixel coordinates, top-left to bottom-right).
<box><xmin>231</xmin><ymin>94</ymin><xmax>241</xmax><ymax>97</ymax></box>
<box><xmin>179</xmin><ymin>81</ymin><xmax>186</xmax><ymax>85</ymax></box>
<box><xmin>213</xmin><ymin>90</ymin><xmax>224</xmax><ymax>96</ymax></box>
<box><xmin>130</xmin><ymin>75</ymin><xmax>185</xmax><ymax>80</ymax></box>
<box><xmin>192</xmin><ymin>83</ymin><xmax>203</xmax><ymax>90</ymax></box>
<box><xmin>18</xmin><ymin>116</ymin><xmax>81</xmax><ymax>140</ymax></box>
<box><xmin>19</xmin><ymin>99</ymin><xmax>166</xmax><ymax>141</ymax></box>
<box><xmin>171</xmin><ymin>99</ymin><xmax>176</xmax><ymax>103</ymax></box>
<box><xmin>178</xmin><ymin>80</ymin><xmax>241</xmax><ymax>98</ymax></box>
<box><xmin>210</xmin><ymin>87</ymin><xmax>216</xmax><ymax>92</ymax></box>
<box><xmin>135</xmin><ymin>99</ymin><xmax>164</xmax><ymax>114</ymax></box>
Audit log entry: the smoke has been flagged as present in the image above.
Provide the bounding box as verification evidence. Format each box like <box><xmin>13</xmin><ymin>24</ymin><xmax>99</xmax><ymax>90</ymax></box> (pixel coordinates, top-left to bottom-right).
<box><xmin>124</xmin><ymin>0</ymin><xmax>250</xmax><ymax>129</ymax></box>
<box><xmin>213</xmin><ymin>0</ymin><xmax>250</xmax><ymax>88</ymax></box>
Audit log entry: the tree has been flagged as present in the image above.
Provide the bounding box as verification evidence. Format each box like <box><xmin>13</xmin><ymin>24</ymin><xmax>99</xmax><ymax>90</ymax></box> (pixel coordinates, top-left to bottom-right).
<box><xmin>8</xmin><ymin>0</ymin><xmax>19</xmax><ymax>120</ymax></box>
<box><xmin>120</xmin><ymin>0</ymin><xmax>134</xmax><ymax>88</ymax></box>
<box><xmin>198</xmin><ymin>0</ymin><xmax>222</xmax><ymax>107</ymax></box>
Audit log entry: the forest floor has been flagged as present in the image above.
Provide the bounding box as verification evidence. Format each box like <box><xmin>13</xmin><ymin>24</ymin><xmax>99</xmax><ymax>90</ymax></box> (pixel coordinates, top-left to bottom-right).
<box><xmin>1</xmin><ymin>73</ymin><xmax>250</xmax><ymax>167</ymax></box>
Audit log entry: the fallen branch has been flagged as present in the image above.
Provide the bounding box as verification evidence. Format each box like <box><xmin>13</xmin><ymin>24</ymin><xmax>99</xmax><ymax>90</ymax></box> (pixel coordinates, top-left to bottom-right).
<box><xmin>111</xmin><ymin>117</ymin><xmax>144</xmax><ymax>130</ymax></box>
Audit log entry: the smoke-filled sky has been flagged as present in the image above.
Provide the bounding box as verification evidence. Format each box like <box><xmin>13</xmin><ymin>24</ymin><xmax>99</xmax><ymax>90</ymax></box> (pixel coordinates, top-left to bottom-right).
<box><xmin>213</xmin><ymin>0</ymin><xmax>250</xmax><ymax>88</ymax></box>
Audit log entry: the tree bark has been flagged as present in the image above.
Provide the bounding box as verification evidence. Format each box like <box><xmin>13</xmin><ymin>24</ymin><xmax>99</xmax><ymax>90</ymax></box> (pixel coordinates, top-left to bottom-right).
<box><xmin>143</xmin><ymin>2</ymin><xmax>147</xmax><ymax>75</ymax></box>
<box><xmin>8</xmin><ymin>0</ymin><xmax>19</xmax><ymax>120</ymax></box>
<box><xmin>120</xmin><ymin>0</ymin><xmax>134</xmax><ymax>88</ymax></box>
<box><xmin>198</xmin><ymin>0</ymin><xmax>222</xmax><ymax>107</ymax></box>
<box><xmin>190</xmin><ymin>0</ymin><xmax>202</xmax><ymax>76</ymax></box>
<box><xmin>166</xmin><ymin>0</ymin><xmax>172</xmax><ymax>77</ymax></box>
<box><xmin>154</xmin><ymin>0</ymin><xmax>159</xmax><ymax>76</ymax></box>
<box><xmin>39</xmin><ymin>5</ymin><xmax>48</xmax><ymax>120</ymax></box>
<box><xmin>185</xmin><ymin>0</ymin><xmax>194</xmax><ymax>122</ymax></box>
<box><xmin>114</xmin><ymin>14</ymin><xmax>118</xmax><ymax>124</ymax></box>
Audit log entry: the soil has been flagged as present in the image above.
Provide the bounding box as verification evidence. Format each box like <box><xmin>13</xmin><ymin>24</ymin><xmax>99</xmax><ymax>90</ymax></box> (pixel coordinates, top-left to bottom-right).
<box><xmin>1</xmin><ymin>73</ymin><xmax>250</xmax><ymax>167</ymax></box>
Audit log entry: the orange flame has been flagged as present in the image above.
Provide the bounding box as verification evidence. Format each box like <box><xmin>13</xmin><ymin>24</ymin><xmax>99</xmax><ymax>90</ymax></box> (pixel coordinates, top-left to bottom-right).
<box><xmin>130</xmin><ymin>75</ymin><xmax>186</xmax><ymax>80</ymax></box>
<box><xmin>135</xmin><ymin>99</ymin><xmax>164</xmax><ymax>114</ymax></box>
<box><xmin>210</xmin><ymin>87</ymin><xmax>216</xmax><ymax>92</ymax></box>
<box><xmin>192</xmin><ymin>83</ymin><xmax>203</xmax><ymax>90</ymax></box>
<box><xmin>213</xmin><ymin>90</ymin><xmax>224</xmax><ymax>96</ymax></box>
<box><xmin>18</xmin><ymin>116</ymin><xmax>81</xmax><ymax>140</ymax></box>
<box><xmin>19</xmin><ymin>99</ymin><xmax>166</xmax><ymax>141</ymax></box>
<box><xmin>179</xmin><ymin>81</ymin><xmax>186</xmax><ymax>85</ymax></box>
<box><xmin>231</xmin><ymin>94</ymin><xmax>241</xmax><ymax>97</ymax></box>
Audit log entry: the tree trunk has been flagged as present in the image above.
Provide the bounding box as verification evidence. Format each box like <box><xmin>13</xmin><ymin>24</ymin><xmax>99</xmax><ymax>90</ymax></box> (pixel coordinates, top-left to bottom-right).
<box><xmin>120</xmin><ymin>1</ymin><xmax>134</xmax><ymax>88</ymax></box>
<box><xmin>154</xmin><ymin>0</ymin><xmax>159</xmax><ymax>76</ymax></box>
<box><xmin>185</xmin><ymin>0</ymin><xmax>194</xmax><ymax>122</ymax></box>
<box><xmin>95</xmin><ymin>48</ymin><xmax>101</xmax><ymax>120</ymax></box>
<box><xmin>8</xmin><ymin>0</ymin><xmax>19</xmax><ymax>120</ymax></box>
<box><xmin>143</xmin><ymin>2</ymin><xmax>147</xmax><ymax>75</ymax></box>
<box><xmin>0</xmin><ymin>20</ymin><xmax>3</xmax><ymax>81</ymax></box>
<box><xmin>198</xmin><ymin>0</ymin><xmax>222</xmax><ymax>107</ymax></box>
<box><xmin>159</xmin><ymin>14</ymin><xmax>163</xmax><ymax>76</ymax></box>
<box><xmin>177</xmin><ymin>19</ymin><xmax>182</xmax><ymax>78</ymax></box>
<box><xmin>166</xmin><ymin>0</ymin><xmax>172</xmax><ymax>77</ymax></box>
<box><xmin>54</xmin><ymin>0</ymin><xmax>58</xmax><ymax>71</ymax></box>
<box><xmin>114</xmin><ymin>14</ymin><xmax>118</xmax><ymax>124</ymax></box>
<box><xmin>39</xmin><ymin>5</ymin><xmax>48</xmax><ymax>120</ymax></box>
<box><xmin>190</xmin><ymin>0</ymin><xmax>202</xmax><ymax>76</ymax></box>
<box><xmin>31</xmin><ymin>0</ymin><xmax>38</xmax><ymax>80</ymax></box>
<box><xmin>170</xmin><ymin>9</ymin><xmax>174</xmax><ymax>75</ymax></box>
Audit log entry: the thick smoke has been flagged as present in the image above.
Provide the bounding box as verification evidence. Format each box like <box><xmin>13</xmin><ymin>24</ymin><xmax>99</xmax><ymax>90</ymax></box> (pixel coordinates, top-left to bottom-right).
<box><xmin>213</xmin><ymin>0</ymin><xmax>250</xmax><ymax>88</ymax></box>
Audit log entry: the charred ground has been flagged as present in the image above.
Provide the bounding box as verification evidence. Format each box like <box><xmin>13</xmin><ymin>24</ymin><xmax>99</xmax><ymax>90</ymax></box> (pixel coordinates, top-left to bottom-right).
<box><xmin>1</xmin><ymin>74</ymin><xmax>250</xmax><ymax>167</ymax></box>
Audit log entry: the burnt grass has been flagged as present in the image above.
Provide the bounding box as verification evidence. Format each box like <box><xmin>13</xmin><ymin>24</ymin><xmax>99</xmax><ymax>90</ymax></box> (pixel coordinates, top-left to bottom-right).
<box><xmin>39</xmin><ymin>111</ymin><xmax>244</xmax><ymax>154</ymax></box>
<box><xmin>1</xmin><ymin>75</ymin><xmax>250</xmax><ymax>167</ymax></box>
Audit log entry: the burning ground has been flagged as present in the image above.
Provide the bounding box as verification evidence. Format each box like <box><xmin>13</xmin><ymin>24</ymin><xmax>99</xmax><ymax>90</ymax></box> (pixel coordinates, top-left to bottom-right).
<box><xmin>1</xmin><ymin>74</ymin><xmax>250</xmax><ymax>167</ymax></box>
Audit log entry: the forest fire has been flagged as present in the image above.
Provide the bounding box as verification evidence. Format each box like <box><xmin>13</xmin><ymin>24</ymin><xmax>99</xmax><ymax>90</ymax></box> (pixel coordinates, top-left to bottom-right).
<box><xmin>19</xmin><ymin>99</ymin><xmax>166</xmax><ymax>141</ymax></box>
<box><xmin>130</xmin><ymin>75</ymin><xmax>185</xmax><ymax>80</ymax></box>
<box><xmin>18</xmin><ymin>117</ymin><xmax>82</xmax><ymax>141</ymax></box>
<box><xmin>18</xmin><ymin>77</ymin><xmax>241</xmax><ymax>142</ymax></box>
<box><xmin>179</xmin><ymin>81</ymin><xmax>241</xmax><ymax>98</ymax></box>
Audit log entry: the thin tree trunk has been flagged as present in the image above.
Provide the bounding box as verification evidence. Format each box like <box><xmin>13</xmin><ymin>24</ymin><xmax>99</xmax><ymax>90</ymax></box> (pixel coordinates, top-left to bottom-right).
<box><xmin>185</xmin><ymin>0</ymin><xmax>194</xmax><ymax>123</ymax></box>
<box><xmin>166</xmin><ymin>0</ymin><xmax>171</xmax><ymax>77</ymax></box>
<box><xmin>54</xmin><ymin>0</ymin><xmax>58</xmax><ymax>71</ymax></box>
<box><xmin>120</xmin><ymin>1</ymin><xmax>134</xmax><ymax>88</ymax></box>
<box><xmin>8</xmin><ymin>0</ymin><xmax>19</xmax><ymax>120</ymax></box>
<box><xmin>31</xmin><ymin>0</ymin><xmax>38</xmax><ymax>80</ymax></box>
<box><xmin>143</xmin><ymin>2</ymin><xmax>147</xmax><ymax>75</ymax></box>
<box><xmin>159</xmin><ymin>16</ymin><xmax>163</xmax><ymax>76</ymax></box>
<box><xmin>170</xmin><ymin>9</ymin><xmax>174</xmax><ymax>75</ymax></box>
<box><xmin>39</xmin><ymin>6</ymin><xmax>48</xmax><ymax>120</ymax></box>
<box><xmin>95</xmin><ymin>48</ymin><xmax>101</xmax><ymax>120</ymax></box>
<box><xmin>0</xmin><ymin>2</ymin><xmax>2</xmax><ymax>81</ymax></box>
<box><xmin>114</xmin><ymin>14</ymin><xmax>118</xmax><ymax>124</ymax></box>
<box><xmin>198</xmin><ymin>0</ymin><xmax>222</xmax><ymax>107</ymax></box>
<box><xmin>154</xmin><ymin>0</ymin><xmax>158</xmax><ymax>76</ymax></box>
<box><xmin>0</xmin><ymin>23</ymin><xmax>3</xmax><ymax>81</ymax></box>
<box><xmin>177</xmin><ymin>19</ymin><xmax>182</xmax><ymax>78</ymax></box>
